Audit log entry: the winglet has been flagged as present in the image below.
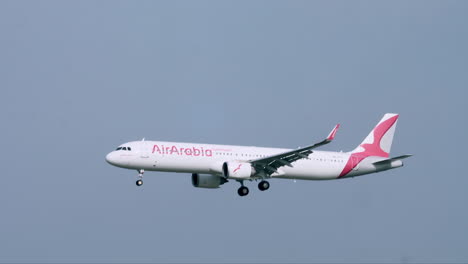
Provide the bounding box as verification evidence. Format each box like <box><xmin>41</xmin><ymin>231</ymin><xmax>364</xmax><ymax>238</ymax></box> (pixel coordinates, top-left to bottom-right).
<box><xmin>326</xmin><ymin>124</ymin><xmax>340</xmax><ymax>141</ymax></box>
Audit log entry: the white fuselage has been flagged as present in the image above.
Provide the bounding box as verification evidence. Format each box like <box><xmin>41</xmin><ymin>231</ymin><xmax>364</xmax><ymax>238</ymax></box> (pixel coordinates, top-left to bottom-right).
<box><xmin>106</xmin><ymin>113</ymin><xmax>409</xmax><ymax>196</ymax></box>
<box><xmin>105</xmin><ymin>140</ymin><xmax>400</xmax><ymax>180</ymax></box>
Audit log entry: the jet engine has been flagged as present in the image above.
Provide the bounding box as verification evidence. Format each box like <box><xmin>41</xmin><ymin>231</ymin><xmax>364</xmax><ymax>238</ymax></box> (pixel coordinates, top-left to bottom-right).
<box><xmin>191</xmin><ymin>173</ymin><xmax>227</xmax><ymax>189</ymax></box>
<box><xmin>222</xmin><ymin>162</ymin><xmax>255</xmax><ymax>179</ymax></box>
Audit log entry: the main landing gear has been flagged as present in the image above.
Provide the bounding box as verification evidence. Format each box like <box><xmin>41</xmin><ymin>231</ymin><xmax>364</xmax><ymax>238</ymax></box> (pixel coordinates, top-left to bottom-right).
<box><xmin>258</xmin><ymin>180</ymin><xmax>270</xmax><ymax>191</ymax></box>
<box><xmin>136</xmin><ymin>169</ymin><xmax>144</xmax><ymax>186</ymax></box>
<box><xmin>237</xmin><ymin>180</ymin><xmax>249</xmax><ymax>196</ymax></box>
<box><xmin>237</xmin><ymin>180</ymin><xmax>270</xmax><ymax>196</ymax></box>
<box><xmin>238</xmin><ymin>186</ymin><xmax>249</xmax><ymax>196</ymax></box>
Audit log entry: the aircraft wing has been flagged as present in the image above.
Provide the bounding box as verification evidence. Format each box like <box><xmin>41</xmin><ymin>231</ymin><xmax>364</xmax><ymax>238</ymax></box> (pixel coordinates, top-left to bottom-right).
<box><xmin>249</xmin><ymin>124</ymin><xmax>340</xmax><ymax>177</ymax></box>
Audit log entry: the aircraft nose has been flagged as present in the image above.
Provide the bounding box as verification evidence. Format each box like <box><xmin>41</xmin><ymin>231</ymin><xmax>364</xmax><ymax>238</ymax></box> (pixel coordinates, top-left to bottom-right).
<box><xmin>105</xmin><ymin>152</ymin><xmax>119</xmax><ymax>165</ymax></box>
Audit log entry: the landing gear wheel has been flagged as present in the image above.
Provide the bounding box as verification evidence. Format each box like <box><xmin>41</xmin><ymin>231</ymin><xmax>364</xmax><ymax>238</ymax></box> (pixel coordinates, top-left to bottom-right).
<box><xmin>135</xmin><ymin>169</ymin><xmax>144</xmax><ymax>187</ymax></box>
<box><xmin>258</xmin><ymin>181</ymin><xmax>270</xmax><ymax>191</ymax></box>
<box><xmin>237</xmin><ymin>186</ymin><xmax>249</xmax><ymax>196</ymax></box>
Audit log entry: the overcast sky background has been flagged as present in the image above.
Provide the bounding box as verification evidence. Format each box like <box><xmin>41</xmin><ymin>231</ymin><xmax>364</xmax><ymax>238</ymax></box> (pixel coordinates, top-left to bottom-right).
<box><xmin>1</xmin><ymin>1</ymin><xmax>467</xmax><ymax>263</ymax></box>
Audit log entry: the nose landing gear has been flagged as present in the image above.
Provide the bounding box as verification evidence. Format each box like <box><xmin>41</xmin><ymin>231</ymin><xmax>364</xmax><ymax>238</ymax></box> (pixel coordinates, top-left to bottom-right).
<box><xmin>136</xmin><ymin>169</ymin><xmax>144</xmax><ymax>186</ymax></box>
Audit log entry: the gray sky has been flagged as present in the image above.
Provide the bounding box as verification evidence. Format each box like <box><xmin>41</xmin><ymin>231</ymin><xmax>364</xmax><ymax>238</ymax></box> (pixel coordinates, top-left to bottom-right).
<box><xmin>1</xmin><ymin>1</ymin><xmax>467</xmax><ymax>263</ymax></box>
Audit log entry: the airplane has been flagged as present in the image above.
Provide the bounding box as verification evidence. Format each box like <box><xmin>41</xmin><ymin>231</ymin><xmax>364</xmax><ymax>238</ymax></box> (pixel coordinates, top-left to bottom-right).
<box><xmin>105</xmin><ymin>113</ymin><xmax>411</xmax><ymax>196</ymax></box>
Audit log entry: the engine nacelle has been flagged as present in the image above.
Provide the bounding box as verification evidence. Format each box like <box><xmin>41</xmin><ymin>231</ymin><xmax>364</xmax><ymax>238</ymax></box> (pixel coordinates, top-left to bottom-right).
<box><xmin>191</xmin><ymin>173</ymin><xmax>227</xmax><ymax>189</ymax></box>
<box><xmin>222</xmin><ymin>162</ymin><xmax>255</xmax><ymax>179</ymax></box>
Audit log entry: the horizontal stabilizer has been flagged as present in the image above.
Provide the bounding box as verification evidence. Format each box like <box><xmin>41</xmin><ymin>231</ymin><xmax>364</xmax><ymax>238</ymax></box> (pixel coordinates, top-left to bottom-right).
<box><xmin>373</xmin><ymin>155</ymin><xmax>413</xmax><ymax>166</ymax></box>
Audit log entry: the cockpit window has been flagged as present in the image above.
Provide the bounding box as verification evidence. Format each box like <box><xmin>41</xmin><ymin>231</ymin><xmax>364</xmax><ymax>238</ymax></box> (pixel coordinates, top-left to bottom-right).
<box><xmin>115</xmin><ymin>146</ymin><xmax>132</xmax><ymax>151</ymax></box>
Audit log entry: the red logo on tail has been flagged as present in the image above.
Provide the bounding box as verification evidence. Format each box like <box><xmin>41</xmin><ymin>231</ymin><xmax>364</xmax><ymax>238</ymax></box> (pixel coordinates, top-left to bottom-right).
<box><xmin>338</xmin><ymin>115</ymin><xmax>398</xmax><ymax>178</ymax></box>
<box><xmin>359</xmin><ymin>115</ymin><xmax>398</xmax><ymax>158</ymax></box>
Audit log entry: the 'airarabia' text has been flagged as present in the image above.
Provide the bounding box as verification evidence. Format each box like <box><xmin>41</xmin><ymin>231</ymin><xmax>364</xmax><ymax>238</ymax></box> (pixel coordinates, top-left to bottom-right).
<box><xmin>152</xmin><ymin>145</ymin><xmax>213</xmax><ymax>157</ymax></box>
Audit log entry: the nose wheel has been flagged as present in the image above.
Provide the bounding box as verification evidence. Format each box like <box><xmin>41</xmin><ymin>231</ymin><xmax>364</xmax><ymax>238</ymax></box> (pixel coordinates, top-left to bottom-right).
<box><xmin>136</xmin><ymin>169</ymin><xmax>144</xmax><ymax>187</ymax></box>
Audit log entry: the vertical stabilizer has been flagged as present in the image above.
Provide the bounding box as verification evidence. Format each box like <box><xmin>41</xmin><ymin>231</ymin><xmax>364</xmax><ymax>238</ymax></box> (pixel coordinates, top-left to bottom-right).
<box><xmin>351</xmin><ymin>113</ymin><xmax>399</xmax><ymax>158</ymax></box>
